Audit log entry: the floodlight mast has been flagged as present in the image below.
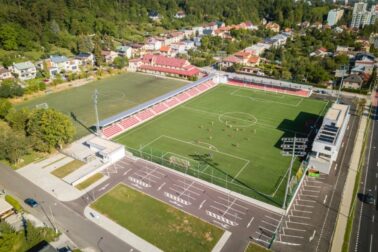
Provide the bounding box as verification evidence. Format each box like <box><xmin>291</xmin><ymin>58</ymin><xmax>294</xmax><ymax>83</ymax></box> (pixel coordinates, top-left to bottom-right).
<box><xmin>282</xmin><ymin>135</ymin><xmax>296</xmax><ymax>210</ymax></box>
<box><xmin>94</xmin><ymin>89</ymin><xmax>101</xmax><ymax>136</ymax></box>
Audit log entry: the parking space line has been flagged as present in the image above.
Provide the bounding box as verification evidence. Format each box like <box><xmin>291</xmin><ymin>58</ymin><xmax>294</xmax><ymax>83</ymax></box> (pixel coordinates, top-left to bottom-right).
<box><xmin>265</xmin><ymin>215</ymin><xmax>281</xmax><ymax>222</ymax></box>
<box><xmin>295</xmin><ymin>203</ymin><xmax>315</xmax><ymax>208</ymax></box>
<box><xmin>302</xmin><ymin>189</ymin><xmax>321</xmax><ymax>193</ymax></box>
<box><xmin>299</xmin><ymin>199</ymin><xmax>316</xmax><ymax>203</ymax></box>
<box><xmin>168</xmin><ymin>187</ymin><xmax>196</xmax><ymax>200</ymax></box>
<box><xmin>177</xmin><ymin>180</ymin><xmax>204</xmax><ymax>192</ymax></box>
<box><xmin>287</xmin><ymin>220</ymin><xmax>313</xmax><ymax>226</ymax></box>
<box><xmin>300</xmin><ymin>194</ymin><xmax>319</xmax><ymax>198</ymax></box>
<box><xmin>289</xmin><ymin>215</ymin><xmax>311</xmax><ymax>220</ymax></box>
<box><xmin>172</xmin><ymin>184</ymin><xmax>200</xmax><ymax>196</ymax></box>
<box><xmin>256</xmin><ymin>231</ymin><xmax>273</xmax><ymax>240</ymax></box>
<box><xmin>292</xmin><ymin>209</ymin><xmax>313</xmax><ymax>214</ymax></box>
<box><xmin>259</xmin><ymin>225</ymin><xmax>275</xmax><ymax>233</ymax></box>
<box><xmin>281</xmin><ymin>234</ymin><xmax>304</xmax><ymax>239</ymax></box>
<box><xmin>283</xmin><ymin>227</ymin><xmax>306</xmax><ymax>232</ymax></box>
<box><xmin>262</xmin><ymin>220</ymin><xmax>277</xmax><ymax>228</ymax></box>
<box><xmin>213</xmin><ymin>201</ymin><xmax>246</xmax><ymax>215</ymax></box>
<box><xmin>217</xmin><ymin>196</ymin><xmax>249</xmax><ymax>210</ymax></box>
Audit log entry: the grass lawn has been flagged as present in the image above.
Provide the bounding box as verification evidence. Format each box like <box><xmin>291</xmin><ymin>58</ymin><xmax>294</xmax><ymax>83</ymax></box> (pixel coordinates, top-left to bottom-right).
<box><xmin>114</xmin><ymin>84</ymin><xmax>328</xmax><ymax>206</ymax></box>
<box><xmin>16</xmin><ymin>72</ymin><xmax>187</xmax><ymax>138</ymax></box>
<box><xmin>51</xmin><ymin>159</ymin><xmax>85</xmax><ymax>178</ymax></box>
<box><xmin>0</xmin><ymin>152</ymin><xmax>47</xmax><ymax>170</ymax></box>
<box><xmin>75</xmin><ymin>173</ymin><xmax>104</xmax><ymax>190</ymax></box>
<box><xmin>245</xmin><ymin>242</ymin><xmax>271</xmax><ymax>252</ymax></box>
<box><xmin>92</xmin><ymin>184</ymin><xmax>223</xmax><ymax>252</ymax></box>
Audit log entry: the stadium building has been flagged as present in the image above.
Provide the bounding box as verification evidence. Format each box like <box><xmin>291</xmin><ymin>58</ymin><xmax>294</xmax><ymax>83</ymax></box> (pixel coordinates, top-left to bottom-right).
<box><xmin>308</xmin><ymin>103</ymin><xmax>350</xmax><ymax>174</ymax></box>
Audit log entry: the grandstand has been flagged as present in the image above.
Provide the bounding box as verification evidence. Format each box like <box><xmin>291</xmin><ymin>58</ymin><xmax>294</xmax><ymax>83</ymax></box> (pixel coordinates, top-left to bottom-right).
<box><xmin>227</xmin><ymin>77</ymin><xmax>312</xmax><ymax>97</ymax></box>
<box><xmin>100</xmin><ymin>74</ymin><xmax>218</xmax><ymax>138</ymax></box>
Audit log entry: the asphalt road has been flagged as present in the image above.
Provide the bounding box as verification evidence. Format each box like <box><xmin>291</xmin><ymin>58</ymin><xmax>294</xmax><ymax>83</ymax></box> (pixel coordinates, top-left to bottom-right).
<box><xmin>0</xmin><ymin>164</ymin><xmax>137</xmax><ymax>252</ymax></box>
<box><xmin>350</xmin><ymin>104</ymin><xmax>378</xmax><ymax>252</ymax></box>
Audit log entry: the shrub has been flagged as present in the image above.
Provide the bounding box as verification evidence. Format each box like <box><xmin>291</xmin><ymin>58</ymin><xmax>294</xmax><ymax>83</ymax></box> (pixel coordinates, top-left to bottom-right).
<box><xmin>5</xmin><ymin>194</ymin><xmax>22</xmax><ymax>212</ymax></box>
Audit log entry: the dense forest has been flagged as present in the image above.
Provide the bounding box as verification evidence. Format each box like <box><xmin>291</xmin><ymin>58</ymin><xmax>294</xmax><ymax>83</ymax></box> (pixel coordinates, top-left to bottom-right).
<box><xmin>0</xmin><ymin>0</ymin><xmax>333</xmax><ymax>58</ymax></box>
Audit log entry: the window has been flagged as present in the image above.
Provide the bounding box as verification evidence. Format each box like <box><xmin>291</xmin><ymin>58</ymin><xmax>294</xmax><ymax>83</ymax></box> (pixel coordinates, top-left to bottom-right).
<box><xmin>324</xmin><ymin>146</ymin><xmax>331</xmax><ymax>151</ymax></box>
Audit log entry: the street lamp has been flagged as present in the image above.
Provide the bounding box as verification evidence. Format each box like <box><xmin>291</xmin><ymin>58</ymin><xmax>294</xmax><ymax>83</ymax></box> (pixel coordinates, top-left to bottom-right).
<box><xmin>97</xmin><ymin>237</ymin><xmax>104</xmax><ymax>252</ymax></box>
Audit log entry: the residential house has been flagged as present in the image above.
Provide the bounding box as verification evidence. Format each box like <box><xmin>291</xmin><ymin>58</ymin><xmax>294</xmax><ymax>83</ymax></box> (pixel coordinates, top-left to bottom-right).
<box><xmin>149</xmin><ymin>11</ymin><xmax>161</xmax><ymax>22</ymax></box>
<box><xmin>220</xmin><ymin>55</ymin><xmax>242</xmax><ymax>69</ymax></box>
<box><xmin>170</xmin><ymin>42</ymin><xmax>187</xmax><ymax>55</ymax></box>
<box><xmin>310</xmin><ymin>47</ymin><xmax>329</xmax><ymax>58</ymax></box>
<box><xmin>0</xmin><ymin>66</ymin><xmax>12</xmax><ymax>80</ymax></box>
<box><xmin>133</xmin><ymin>54</ymin><xmax>200</xmax><ymax>79</ymax></box>
<box><xmin>0</xmin><ymin>197</ymin><xmax>14</xmax><ymax>220</ymax></box>
<box><xmin>369</xmin><ymin>33</ymin><xmax>378</xmax><ymax>49</ymax></box>
<box><xmin>193</xmin><ymin>37</ymin><xmax>202</xmax><ymax>47</ymax></box>
<box><xmin>46</xmin><ymin>55</ymin><xmax>80</xmax><ymax>76</ymax></box>
<box><xmin>245</xmin><ymin>21</ymin><xmax>259</xmax><ymax>30</ymax></box>
<box><xmin>269</xmin><ymin>34</ymin><xmax>288</xmax><ymax>47</ymax></box>
<box><xmin>221</xmin><ymin>50</ymin><xmax>261</xmax><ymax>70</ymax></box>
<box><xmin>175</xmin><ymin>11</ymin><xmax>186</xmax><ymax>19</ymax></box>
<box><xmin>353</xmin><ymin>53</ymin><xmax>376</xmax><ymax>74</ymax></box>
<box><xmin>101</xmin><ymin>50</ymin><xmax>118</xmax><ymax>64</ymax></box>
<box><xmin>343</xmin><ymin>74</ymin><xmax>364</xmax><ymax>89</ymax></box>
<box><xmin>75</xmin><ymin>52</ymin><xmax>95</xmax><ymax>67</ymax></box>
<box><xmin>192</xmin><ymin>26</ymin><xmax>204</xmax><ymax>36</ymax></box>
<box><xmin>164</xmin><ymin>31</ymin><xmax>185</xmax><ymax>45</ymax></box>
<box><xmin>265</xmin><ymin>22</ymin><xmax>280</xmax><ymax>32</ymax></box>
<box><xmin>202</xmin><ymin>29</ymin><xmax>215</xmax><ymax>36</ymax></box>
<box><xmin>355</xmin><ymin>39</ymin><xmax>371</xmax><ymax>52</ymax></box>
<box><xmin>145</xmin><ymin>37</ymin><xmax>163</xmax><ymax>51</ymax></box>
<box><xmin>159</xmin><ymin>45</ymin><xmax>173</xmax><ymax>56</ymax></box>
<box><xmin>116</xmin><ymin>46</ymin><xmax>132</xmax><ymax>58</ymax></box>
<box><xmin>11</xmin><ymin>61</ymin><xmax>36</xmax><ymax>81</ymax></box>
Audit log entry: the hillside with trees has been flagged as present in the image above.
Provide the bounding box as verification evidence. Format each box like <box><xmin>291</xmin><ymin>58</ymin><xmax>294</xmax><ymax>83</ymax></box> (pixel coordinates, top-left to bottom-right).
<box><xmin>0</xmin><ymin>0</ymin><xmax>332</xmax><ymax>63</ymax></box>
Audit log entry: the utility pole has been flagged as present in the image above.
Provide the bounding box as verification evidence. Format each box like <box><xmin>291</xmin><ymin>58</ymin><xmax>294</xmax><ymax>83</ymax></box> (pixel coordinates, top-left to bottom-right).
<box><xmin>93</xmin><ymin>89</ymin><xmax>101</xmax><ymax>136</ymax></box>
<box><xmin>337</xmin><ymin>65</ymin><xmax>348</xmax><ymax>103</ymax></box>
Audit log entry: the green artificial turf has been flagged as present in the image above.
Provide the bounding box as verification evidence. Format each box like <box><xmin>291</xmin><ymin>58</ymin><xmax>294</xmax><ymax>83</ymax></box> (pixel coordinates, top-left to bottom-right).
<box><xmin>92</xmin><ymin>184</ymin><xmax>223</xmax><ymax>252</ymax></box>
<box><xmin>114</xmin><ymin>84</ymin><xmax>328</xmax><ymax>206</ymax></box>
<box><xmin>16</xmin><ymin>73</ymin><xmax>187</xmax><ymax>138</ymax></box>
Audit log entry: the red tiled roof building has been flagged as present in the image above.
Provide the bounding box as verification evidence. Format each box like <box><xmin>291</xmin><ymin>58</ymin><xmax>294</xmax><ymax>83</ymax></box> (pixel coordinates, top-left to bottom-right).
<box><xmin>136</xmin><ymin>54</ymin><xmax>200</xmax><ymax>78</ymax></box>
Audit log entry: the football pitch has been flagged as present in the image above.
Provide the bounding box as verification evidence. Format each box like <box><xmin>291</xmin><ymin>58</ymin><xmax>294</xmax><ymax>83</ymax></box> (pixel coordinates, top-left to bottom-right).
<box><xmin>115</xmin><ymin>84</ymin><xmax>329</xmax><ymax>206</ymax></box>
<box><xmin>16</xmin><ymin>73</ymin><xmax>187</xmax><ymax>138</ymax></box>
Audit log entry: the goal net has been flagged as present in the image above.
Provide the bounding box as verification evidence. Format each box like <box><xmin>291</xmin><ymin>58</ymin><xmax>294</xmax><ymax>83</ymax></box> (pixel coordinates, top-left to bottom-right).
<box><xmin>169</xmin><ymin>155</ymin><xmax>191</xmax><ymax>168</ymax></box>
<box><xmin>35</xmin><ymin>103</ymin><xmax>49</xmax><ymax>109</ymax></box>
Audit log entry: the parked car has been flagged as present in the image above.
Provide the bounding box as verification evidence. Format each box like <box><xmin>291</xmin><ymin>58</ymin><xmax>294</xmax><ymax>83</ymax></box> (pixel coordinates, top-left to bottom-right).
<box><xmin>365</xmin><ymin>190</ymin><xmax>375</xmax><ymax>205</ymax></box>
<box><xmin>24</xmin><ymin>198</ymin><xmax>38</xmax><ymax>208</ymax></box>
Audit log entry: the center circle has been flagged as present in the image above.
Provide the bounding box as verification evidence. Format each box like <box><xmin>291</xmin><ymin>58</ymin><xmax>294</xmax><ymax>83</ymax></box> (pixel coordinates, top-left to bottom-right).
<box><xmin>218</xmin><ymin>112</ymin><xmax>257</xmax><ymax>128</ymax></box>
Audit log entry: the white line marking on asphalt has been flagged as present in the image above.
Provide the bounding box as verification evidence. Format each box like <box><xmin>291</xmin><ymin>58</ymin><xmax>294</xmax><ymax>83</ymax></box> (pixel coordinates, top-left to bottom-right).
<box><xmin>301</xmin><ymin>194</ymin><xmax>319</xmax><ymax>198</ymax></box>
<box><xmin>376</xmin><ymin>173</ymin><xmax>378</xmax><ymax>178</ymax></box>
<box><xmin>375</xmin><ymin>185</ymin><xmax>377</xmax><ymax>191</ymax></box>
<box><xmin>372</xmin><ymin>215</ymin><xmax>375</xmax><ymax>223</ymax></box>
<box><xmin>302</xmin><ymin>189</ymin><xmax>321</xmax><ymax>193</ymax></box>
<box><xmin>289</xmin><ymin>215</ymin><xmax>311</xmax><ymax>220</ymax></box>
<box><xmin>370</xmin><ymin>234</ymin><xmax>373</xmax><ymax>252</ymax></box>
<box><xmin>287</xmin><ymin>220</ymin><xmax>313</xmax><ymax>226</ymax></box>
<box><xmin>342</xmin><ymin>142</ymin><xmax>344</xmax><ymax>148</ymax></box>
<box><xmin>309</xmin><ymin>230</ymin><xmax>316</xmax><ymax>242</ymax></box>
<box><xmin>123</xmin><ymin>169</ymin><xmax>131</xmax><ymax>176</ymax></box>
<box><xmin>247</xmin><ymin>217</ymin><xmax>254</xmax><ymax>228</ymax></box>
<box><xmin>284</xmin><ymin>227</ymin><xmax>306</xmax><ymax>232</ymax></box>
<box><xmin>281</xmin><ymin>234</ymin><xmax>304</xmax><ymax>239</ymax></box>
<box><xmin>296</xmin><ymin>204</ymin><xmax>315</xmax><ymax>208</ymax></box>
<box><xmin>259</xmin><ymin>225</ymin><xmax>275</xmax><ymax>233</ymax></box>
<box><xmin>158</xmin><ymin>182</ymin><xmax>166</xmax><ymax>191</ymax></box>
<box><xmin>98</xmin><ymin>183</ymin><xmax>110</xmax><ymax>191</ymax></box>
<box><xmin>199</xmin><ymin>200</ymin><xmax>206</xmax><ymax>209</ymax></box>
<box><xmin>274</xmin><ymin>240</ymin><xmax>301</xmax><ymax>246</ymax></box>
<box><xmin>213</xmin><ymin>220</ymin><xmax>229</xmax><ymax>229</ymax></box>
<box><xmin>300</xmin><ymin>199</ymin><xmax>316</xmax><ymax>203</ymax></box>
<box><xmin>255</xmin><ymin>231</ymin><xmax>272</xmax><ymax>239</ymax></box>
<box><xmin>323</xmin><ymin>194</ymin><xmax>328</xmax><ymax>204</ymax></box>
<box><xmin>262</xmin><ymin>220</ymin><xmax>277</xmax><ymax>228</ymax></box>
<box><xmin>334</xmin><ymin>164</ymin><xmax>338</xmax><ymax>171</ymax></box>
<box><xmin>265</xmin><ymin>215</ymin><xmax>281</xmax><ymax>222</ymax></box>
<box><xmin>292</xmin><ymin>209</ymin><xmax>312</xmax><ymax>214</ymax></box>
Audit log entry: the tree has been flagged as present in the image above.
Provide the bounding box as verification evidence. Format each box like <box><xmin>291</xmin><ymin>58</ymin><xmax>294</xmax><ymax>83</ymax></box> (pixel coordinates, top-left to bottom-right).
<box><xmin>0</xmin><ymin>23</ymin><xmax>18</xmax><ymax>50</ymax></box>
<box><xmin>27</xmin><ymin>109</ymin><xmax>75</xmax><ymax>151</ymax></box>
<box><xmin>77</xmin><ymin>35</ymin><xmax>94</xmax><ymax>53</ymax></box>
<box><xmin>5</xmin><ymin>108</ymin><xmax>31</xmax><ymax>131</ymax></box>
<box><xmin>113</xmin><ymin>56</ymin><xmax>128</xmax><ymax>69</ymax></box>
<box><xmin>0</xmin><ymin>99</ymin><xmax>12</xmax><ymax>119</ymax></box>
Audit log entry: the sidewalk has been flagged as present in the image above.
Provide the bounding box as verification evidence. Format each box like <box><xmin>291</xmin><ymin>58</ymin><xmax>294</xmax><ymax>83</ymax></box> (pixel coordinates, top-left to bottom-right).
<box><xmin>330</xmin><ymin>100</ymin><xmax>371</xmax><ymax>252</ymax></box>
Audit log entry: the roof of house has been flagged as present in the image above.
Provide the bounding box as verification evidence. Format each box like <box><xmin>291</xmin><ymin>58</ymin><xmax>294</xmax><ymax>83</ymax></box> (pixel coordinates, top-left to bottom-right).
<box><xmin>248</xmin><ymin>56</ymin><xmax>260</xmax><ymax>64</ymax></box>
<box><xmin>13</xmin><ymin>61</ymin><xmax>35</xmax><ymax>70</ymax></box>
<box><xmin>344</xmin><ymin>74</ymin><xmax>363</xmax><ymax>84</ymax></box>
<box><xmin>223</xmin><ymin>55</ymin><xmax>242</xmax><ymax>63</ymax></box>
<box><xmin>50</xmin><ymin>55</ymin><xmax>69</xmax><ymax>64</ymax></box>
<box><xmin>160</xmin><ymin>45</ymin><xmax>171</xmax><ymax>52</ymax></box>
<box><xmin>142</xmin><ymin>54</ymin><xmax>188</xmax><ymax>68</ymax></box>
<box><xmin>76</xmin><ymin>52</ymin><xmax>93</xmax><ymax>59</ymax></box>
<box><xmin>318</xmin><ymin>47</ymin><xmax>327</xmax><ymax>52</ymax></box>
<box><xmin>116</xmin><ymin>46</ymin><xmax>131</xmax><ymax>52</ymax></box>
<box><xmin>203</xmin><ymin>29</ymin><xmax>214</xmax><ymax>35</ymax></box>
<box><xmin>0</xmin><ymin>67</ymin><xmax>10</xmax><ymax>74</ymax></box>
<box><xmin>0</xmin><ymin>198</ymin><xmax>13</xmax><ymax>215</ymax></box>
